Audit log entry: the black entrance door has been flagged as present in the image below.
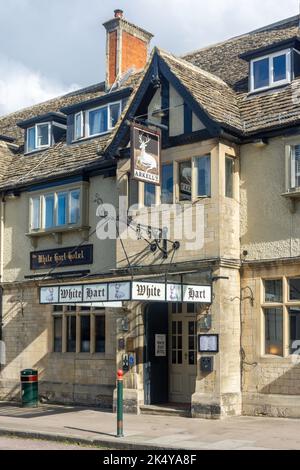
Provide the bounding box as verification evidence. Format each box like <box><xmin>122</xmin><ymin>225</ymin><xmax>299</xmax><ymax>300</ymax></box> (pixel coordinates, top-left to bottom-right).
<box><xmin>144</xmin><ymin>303</ymin><xmax>168</xmax><ymax>405</ymax></box>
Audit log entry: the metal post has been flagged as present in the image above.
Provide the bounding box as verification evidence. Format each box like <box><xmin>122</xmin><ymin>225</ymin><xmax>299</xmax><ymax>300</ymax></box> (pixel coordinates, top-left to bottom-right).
<box><xmin>117</xmin><ymin>369</ymin><xmax>124</xmax><ymax>437</ymax></box>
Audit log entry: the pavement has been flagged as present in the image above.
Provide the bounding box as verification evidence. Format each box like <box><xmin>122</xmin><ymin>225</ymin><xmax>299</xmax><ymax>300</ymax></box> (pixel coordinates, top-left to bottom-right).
<box><xmin>0</xmin><ymin>402</ymin><xmax>300</xmax><ymax>450</ymax></box>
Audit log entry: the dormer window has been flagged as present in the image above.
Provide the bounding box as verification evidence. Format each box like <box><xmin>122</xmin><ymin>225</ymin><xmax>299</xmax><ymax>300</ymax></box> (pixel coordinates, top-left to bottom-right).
<box><xmin>73</xmin><ymin>101</ymin><xmax>122</xmax><ymax>141</ymax></box>
<box><xmin>250</xmin><ymin>49</ymin><xmax>291</xmax><ymax>92</ymax></box>
<box><xmin>27</xmin><ymin>123</ymin><xmax>51</xmax><ymax>153</ymax></box>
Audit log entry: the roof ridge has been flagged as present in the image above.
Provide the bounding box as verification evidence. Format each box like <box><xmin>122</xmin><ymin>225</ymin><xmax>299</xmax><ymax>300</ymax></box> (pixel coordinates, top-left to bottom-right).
<box><xmin>181</xmin><ymin>15</ymin><xmax>299</xmax><ymax>59</ymax></box>
<box><xmin>0</xmin><ymin>81</ymin><xmax>106</xmax><ymax>122</ymax></box>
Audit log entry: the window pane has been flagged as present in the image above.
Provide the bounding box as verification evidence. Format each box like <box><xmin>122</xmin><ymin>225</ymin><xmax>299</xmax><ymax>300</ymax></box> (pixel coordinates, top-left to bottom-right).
<box><xmin>264</xmin><ymin>279</ymin><xmax>282</xmax><ymax>303</ymax></box>
<box><xmin>89</xmin><ymin>108</ymin><xmax>108</xmax><ymax>135</ymax></box>
<box><xmin>253</xmin><ymin>58</ymin><xmax>269</xmax><ymax>89</ymax></box>
<box><xmin>69</xmin><ymin>190</ymin><xmax>80</xmax><ymax>224</ymax></box>
<box><xmin>57</xmin><ymin>192</ymin><xmax>67</xmax><ymax>226</ymax></box>
<box><xmin>289</xmin><ymin>278</ymin><xmax>300</xmax><ymax>300</ymax></box>
<box><xmin>179</xmin><ymin>161</ymin><xmax>191</xmax><ymax>201</ymax></box>
<box><xmin>144</xmin><ymin>183</ymin><xmax>155</xmax><ymax>207</ymax></box>
<box><xmin>161</xmin><ymin>164</ymin><xmax>173</xmax><ymax>204</ymax></box>
<box><xmin>74</xmin><ymin>113</ymin><xmax>83</xmax><ymax>139</ymax></box>
<box><xmin>45</xmin><ymin>194</ymin><xmax>54</xmax><ymax>229</ymax></box>
<box><xmin>37</xmin><ymin>124</ymin><xmax>49</xmax><ymax>147</ymax></box>
<box><xmin>53</xmin><ymin>317</ymin><xmax>62</xmax><ymax>353</ymax></box>
<box><xmin>225</xmin><ymin>156</ymin><xmax>234</xmax><ymax>198</ymax></box>
<box><xmin>95</xmin><ymin>316</ymin><xmax>105</xmax><ymax>353</ymax></box>
<box><xmin>80</xmin><ymin>315</ymin><xmax>90</xmax><ymax>353</ymax></box>
<box><xmin>109</xmin><ymin>103</ymin><xmax>121</xmax><ymax>128</ymax></box>
<box><xmin>196</xmin><ymin>155</ymin><xmax>211</xmax><ymax>197</ymax></box>
<box><xmin>289</xmin><ymin>307</ymin><xmax>300</xmax><ymax>354</ymax></box>
<box><xmin>129</xmin><ymin>178</ymin><xmax>139</xmax><ymax>208</ymax></box>
<box><xmin>187</xmin><ymin>303</ymin><xmax>196</xmax><ymax>313</ymax></box>
<box><xmin>291</xmin><ymin>145</ymin><xmax>300</xmax><ymax>189</ymax></box>
<box><xmin>273</xmin><ymin>54</ymin><xmax>287</xmax><ymax>82</ymax></box>
<box><xmin>27</xmin><ymin>127</ymin><xmax>36</xmax><ymax>152</ymax></box>
<box><xmin>67</xmin><ymin>316</ymin><xmax>76</xmax><ymax>352</ymax></box>
<box><xmin>264</xmin><ymin>308</ymin><xmax>283</xmax><ymax>356</ymax></box>
<box><xmin>31</xmin><ymin>198</ymin><xmax>40</xmax><ymax>230</ymax></box>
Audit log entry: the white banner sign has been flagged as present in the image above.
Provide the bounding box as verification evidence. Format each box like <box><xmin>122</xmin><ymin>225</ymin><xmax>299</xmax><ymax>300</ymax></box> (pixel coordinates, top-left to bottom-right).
<box><xmin>83</xmin><ymin>284</ymin><xmax>107</xmax><ymax>302</ymax></box>
<box><xmin>59</xmin><ymin>285</ymin><xmax>83</xmax><ymax>303</ymax></box>
<box><xmin>182</xmin><ymin>284</ymin><xmax>212</xmax><ymax>303</ymax></box>
<box><xmin>132</xmin><ymin>282</ymin><xmax>166</xmax><ymax>302</ymax></box>
<box><xmin>108</xmin><ymin>282</ymin><xmax>131</xmax><ymax>301</ymax></box>
<box><xmin>40</xmin><ymin>281</ymin><xmax>212</xmax><ymax>305</ymax></box>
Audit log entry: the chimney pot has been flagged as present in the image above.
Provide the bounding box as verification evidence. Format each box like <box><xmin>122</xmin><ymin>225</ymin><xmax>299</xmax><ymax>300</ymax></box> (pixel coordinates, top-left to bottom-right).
<box><xmin>114</xmin><ymin>9</ymin><xmax>124</xmax><ymax>19</ymax></box>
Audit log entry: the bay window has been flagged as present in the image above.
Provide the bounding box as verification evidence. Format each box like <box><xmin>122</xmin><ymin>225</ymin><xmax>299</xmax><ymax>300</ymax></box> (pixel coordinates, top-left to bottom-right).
<box><xmin>29</xmin><ymin>186</ymin><xmax>83</xmax><ymax>232</ymax></box>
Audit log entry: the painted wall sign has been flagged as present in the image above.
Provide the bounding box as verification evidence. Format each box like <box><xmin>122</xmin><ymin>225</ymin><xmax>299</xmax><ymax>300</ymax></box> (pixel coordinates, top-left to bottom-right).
<box><xmin>132</xmin><ymin>281</ymin><xmax>166</xmax><ymax>302</ymax></box>
<box><xmin>182</xmin><ymin>285</ymin><xmax>212</xmax><ymax>304</ymax></box>
<box><xmin>30</xmin><ymin>245</ymin><xmax>93</xmax><ymax>270</ymax></box>
<box><xmin>40</xmin><ymin>282</ymin><xmax>212</xmax><ymax>305</ymax></box>
<box><xmin>131</xmin><ymin>124</ymin><xmax>161</xmax><ymax>186</ymax></box>
<box><xmin>155</xmin><ymin>334</ymin><xmax>167</xmax><ymax>357</ymax></box>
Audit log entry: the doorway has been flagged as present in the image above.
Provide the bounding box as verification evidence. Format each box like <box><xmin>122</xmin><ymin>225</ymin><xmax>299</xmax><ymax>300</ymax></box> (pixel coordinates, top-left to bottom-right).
<box><xmin>144</xmin><ymin>302</ymin><xmax>168</xmax><ymax>405</ymax></box>
<box><xmin>168</xmin><ymin>302</ymin><xmax>197</xmax><ymax>403</ymax></box>
<box><xmin>144</xmin><ymin>302</ymin><xmax>198</xmax><ymax>406</ymax></box>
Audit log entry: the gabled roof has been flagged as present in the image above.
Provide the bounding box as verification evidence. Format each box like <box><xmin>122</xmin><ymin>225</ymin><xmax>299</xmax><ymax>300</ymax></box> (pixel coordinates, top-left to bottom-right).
<box><xmin>1</xmin><ymin>15</ymin><xmax>300</xmax><ymax>191</ymax></box>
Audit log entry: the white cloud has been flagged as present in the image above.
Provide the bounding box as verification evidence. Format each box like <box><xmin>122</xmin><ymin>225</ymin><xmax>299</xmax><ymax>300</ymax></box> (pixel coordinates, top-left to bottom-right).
<box><xmin>0</xmin><ymin>55</ymin><xmax>78</xmax><ymax>116</ymax></box>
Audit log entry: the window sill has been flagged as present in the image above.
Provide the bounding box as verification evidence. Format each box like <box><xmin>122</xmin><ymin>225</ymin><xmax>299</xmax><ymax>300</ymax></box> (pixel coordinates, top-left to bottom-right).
<box><xmin>26</xmin><ymin>225</ymin><xmax>90</xmax><ymax>247</ymax></box>
<box><xmin>25</xmin><ymin>146</ymin><xmax>51</xmax><ymax>156</ymax></box>
<box><xmin>72</xmin><ymin>130</ymin><xmax>112</xmax><ymax>144</ymax></box>
<box><xmin>248</xmin><ymin>81</ymin><xmax>291</xmax><ymax>97</ymax></box>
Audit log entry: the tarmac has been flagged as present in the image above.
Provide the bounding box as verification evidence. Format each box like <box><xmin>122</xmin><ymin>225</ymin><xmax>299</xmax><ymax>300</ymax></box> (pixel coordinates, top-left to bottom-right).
<box><xmin>0</xmin><ymin>402</ymin><xmax>300</xmax><ymax>450</ymax></box>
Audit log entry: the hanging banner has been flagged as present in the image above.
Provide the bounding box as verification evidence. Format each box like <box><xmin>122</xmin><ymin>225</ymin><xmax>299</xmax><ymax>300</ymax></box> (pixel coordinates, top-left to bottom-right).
<box><xmin>40</xmin><ymin>281</ymin><xmax>212</xmax><ymax>305</ymax></box>
<box><xmin>131</xmin><ymin>124</ymin><xmax>161</xmax><ymax>186</ymax></box>
<box><xmin>131</xmin><ymin>281</ymin><xmax>166</xmax><ymax>302</ymax></box>
<box><xmin>182</xmin><ymin>284</ymin><xmax>212</xmax><ymax>303</ymax></box>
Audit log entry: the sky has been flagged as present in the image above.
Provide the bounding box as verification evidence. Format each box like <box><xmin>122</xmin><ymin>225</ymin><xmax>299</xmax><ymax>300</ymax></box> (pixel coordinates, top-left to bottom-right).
<box><xmin>0</xmin><ymin>0</ymin><xmax>299</xmax><ymax>116</ymax></box>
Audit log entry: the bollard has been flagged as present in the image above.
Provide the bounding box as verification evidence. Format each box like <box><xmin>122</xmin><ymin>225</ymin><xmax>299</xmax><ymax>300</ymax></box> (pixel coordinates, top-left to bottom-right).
<box><xmin>117</xmin><ymin>369</ymin><xmax>124</xmax><ymax>438</ymax></box>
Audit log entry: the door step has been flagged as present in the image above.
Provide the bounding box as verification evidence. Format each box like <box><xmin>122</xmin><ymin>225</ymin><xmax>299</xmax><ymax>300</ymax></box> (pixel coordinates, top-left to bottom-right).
<box><xmin>140</xmin><ymin>404</ymin><xmax>191</xmax><ymax>418</ymax></box>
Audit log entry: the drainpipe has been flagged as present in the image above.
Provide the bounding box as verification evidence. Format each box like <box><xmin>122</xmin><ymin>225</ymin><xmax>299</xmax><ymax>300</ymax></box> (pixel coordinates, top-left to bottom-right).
<box><xmin>0</xmin><ymin>195</ymin><xmax>5</xmax><ymax>345</ymax></box>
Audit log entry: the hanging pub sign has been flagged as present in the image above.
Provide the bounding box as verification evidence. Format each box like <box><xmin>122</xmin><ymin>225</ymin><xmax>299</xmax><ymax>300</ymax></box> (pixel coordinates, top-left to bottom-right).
<box><xmin>40</xmin><ymin>281</ymin><xmax>212</xmax><ymax>305</ymax></box>
<box><xmin>131</xmin><ymin>124</ymin><xmax>161</xmax><ymax>186</ymax></box>
<box><xmin>30</xmin><ymin>245</ymin><xmax>93</xmax><ymax>270</ymax></box>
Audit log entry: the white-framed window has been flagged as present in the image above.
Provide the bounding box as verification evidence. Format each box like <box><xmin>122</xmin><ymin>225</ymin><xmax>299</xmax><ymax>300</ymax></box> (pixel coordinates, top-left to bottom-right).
<box><xmin>29</xmin><ymin>187</ymin><xmax>81</xmax><ymax>232</ymax></box>
<box><xmin>73</xmin><ymin>101</ymin><xmax>121</xmax><ymax>141</ymax></box>
<box><xmin>286</xmin><ymin>144</ymin><xmax>300</xmax><ymax>191</ymax></box>
<box><xmin>74</xmin><ymin>112</ymin><xmax>84</xmax><ymax>140</ymax></box>
<box><xmin>26</xmin><ymin>123</ymin><xmax>51</xmax><ymax>153</ymax></box>
<box><xmin>250</xmin><ymin>49</ymin><xmax>291</xmax><ymax>92</ymax></box>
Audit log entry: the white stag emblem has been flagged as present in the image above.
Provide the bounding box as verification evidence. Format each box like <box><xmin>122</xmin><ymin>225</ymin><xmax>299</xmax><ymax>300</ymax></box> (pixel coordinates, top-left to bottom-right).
<box><xmin>137</xmin><ymin>133</ymin><xmax>157</xmax><ymax>173</ymax></box>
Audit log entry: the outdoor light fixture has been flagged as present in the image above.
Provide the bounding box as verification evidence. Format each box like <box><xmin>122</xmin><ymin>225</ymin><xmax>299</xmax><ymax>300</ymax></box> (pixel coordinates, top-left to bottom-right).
<box><xmin>252</xmin><ymin>138</ymin><xmax>268</xmax><ymax>148</ymax></box>
<box><xmin>152</xmin><ymin>108</ymin><xmax>168</xmax><ymax>118</ymax></box>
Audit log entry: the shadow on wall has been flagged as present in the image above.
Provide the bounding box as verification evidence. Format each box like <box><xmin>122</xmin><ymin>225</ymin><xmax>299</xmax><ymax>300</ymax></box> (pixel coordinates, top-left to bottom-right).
<box><xmin>0</xmin><ymin>288</ymin><xmax>116</xmax><ymax>408</ymax></box>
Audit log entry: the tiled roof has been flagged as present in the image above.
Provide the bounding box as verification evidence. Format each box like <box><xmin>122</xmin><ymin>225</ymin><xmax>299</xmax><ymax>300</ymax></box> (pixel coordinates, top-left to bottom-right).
<box><xmin>183</xmin><ymin>16</ymin><xmax>300</xmax><ymax>134</ymax></box>
<box><xmin>0</xmin><ymin>72</ymin><xmax>142</xmax><ymax>190</ymax></box>
<box><xmin>1</xmin><ymin>16</ymin><xmax>300</xmax><ymax>190</ymax></box>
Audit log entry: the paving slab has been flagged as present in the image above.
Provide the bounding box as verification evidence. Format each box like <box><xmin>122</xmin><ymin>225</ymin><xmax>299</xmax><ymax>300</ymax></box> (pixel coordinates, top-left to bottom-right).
<box><xmin>0</xmin><ymin>403</ymin><xmax>299</xmax><ymax>450</ymax></box>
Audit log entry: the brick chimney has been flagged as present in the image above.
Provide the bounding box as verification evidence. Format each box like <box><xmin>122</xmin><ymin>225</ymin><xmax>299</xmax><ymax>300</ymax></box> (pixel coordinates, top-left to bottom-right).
<box><xmin>103</xmin><ymin>10</ymin><xmax>153</xmax><ymax>89</ymax></box>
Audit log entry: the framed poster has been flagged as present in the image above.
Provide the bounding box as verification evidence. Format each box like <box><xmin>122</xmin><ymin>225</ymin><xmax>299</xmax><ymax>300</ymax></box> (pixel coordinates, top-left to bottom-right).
<box><xmin>155</xmin><ymin>334</ymin><xmax>167</xmax><ymax>357</ymax></box>
<box><xmin>198</xmin><ymin>334</ymin><xmax>219</xmax><ymax>353</ymax></box>
<box><xmin>131</xmin><ymin>124</ymin><xmax>161</xmax><ymax>186</ymax></box>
